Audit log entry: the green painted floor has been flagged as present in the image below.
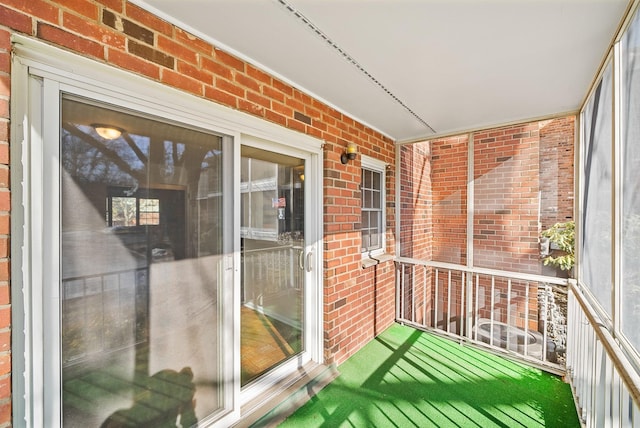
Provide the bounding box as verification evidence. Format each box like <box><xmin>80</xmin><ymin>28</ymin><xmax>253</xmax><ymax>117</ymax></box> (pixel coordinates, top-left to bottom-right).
<box><xmin>279</xmin><ymin>324</ymin><xmax>580</xmax><ymax>428</ymax></box>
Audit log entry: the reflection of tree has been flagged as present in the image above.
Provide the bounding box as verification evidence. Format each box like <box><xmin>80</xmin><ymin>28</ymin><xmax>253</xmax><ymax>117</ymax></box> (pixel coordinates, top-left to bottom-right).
<box><xmin>111</xmin><ymin>197</ymin><xmax>136</xmax><ymax>227</ymax></box>
<box><xmin>62</xmin><ymin>123</ymin><xmax>144</xmax><ymax>186</ymax></box>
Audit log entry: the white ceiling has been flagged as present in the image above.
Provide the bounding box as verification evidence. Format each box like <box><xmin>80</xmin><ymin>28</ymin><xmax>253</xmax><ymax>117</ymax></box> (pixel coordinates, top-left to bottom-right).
<box><xmin>133</xmin><ymin>0</ymin><xmax>630</xmax><ymax>142</ymax></box>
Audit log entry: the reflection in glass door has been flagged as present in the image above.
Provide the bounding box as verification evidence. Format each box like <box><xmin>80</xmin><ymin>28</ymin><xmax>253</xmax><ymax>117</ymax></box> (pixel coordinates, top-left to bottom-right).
<box><xmin>240</xmin><ymin>147</ymin><xmax>305</xmax><ymax>386</ymax></box>
<box><xmin>60</xmin><ymin>96</ymin><xmax>229</xmax><ymax>426</ymax></box>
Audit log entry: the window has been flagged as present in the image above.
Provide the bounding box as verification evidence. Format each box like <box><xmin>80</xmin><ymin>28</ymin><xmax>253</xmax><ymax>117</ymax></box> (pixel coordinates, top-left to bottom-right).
<box><xmin>361</xmin><ymin>156</ymin><xmax>386</xmax><ymax>255</ymax></box>
<box><xmin>107</xmin><ymin>194</ymin><xmax>161</xmax><ymax>227</ymax></box>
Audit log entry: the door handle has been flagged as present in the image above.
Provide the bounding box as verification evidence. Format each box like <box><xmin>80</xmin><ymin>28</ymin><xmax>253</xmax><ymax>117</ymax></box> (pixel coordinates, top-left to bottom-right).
<box><xmin>298</xmin><ymin>250</ymin><xmax>304</xmax><ymax>270</ymax></box>
<box><xmin>306</xmin><ymin>251</ymin><xmax>312</xmax><ymax>273</ymax></box>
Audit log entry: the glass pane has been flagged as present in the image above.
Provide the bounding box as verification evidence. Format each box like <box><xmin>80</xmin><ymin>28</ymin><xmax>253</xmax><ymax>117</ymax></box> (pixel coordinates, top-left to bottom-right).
<box><xmin>362</xmin><ymin>211</ymin><xmax>369</xmax><ymax>229</ymax></box>
<box><xmin>111</xmin><ymin>197</ymin><xmax>137</xmax><ymax>227</ymax></box>
<box><xmin>580</xmin><ymin>62</ymin><xmax>613</xmax><ymax>315</ymax></box>
<box><xmin>372</xmin><ymin>190</ymin><xmax>381</xmax><ymax>210</ymax></box>
<box><xmin>621</xmin><ymin>11</ymin><xmax>640</xmax><ymax>349</ymax></box>
<box><xmin>61</xmin><ymin>96</ymin><xmax>225</xmax><ymax>426</ymax></box>
<box><xmin>363</xmin><ymin>169</ymin><xmax>372</xmax><ymax>189</ymax></box>
<box><xmin>372</xmin><ymin>170</ymin><xmax>381</xmax><ymax>191</ymax></box>
<box><xmin>240</xmin><ymin>147</ymin><xmax>304</xmax><ymax>386</ymax></box>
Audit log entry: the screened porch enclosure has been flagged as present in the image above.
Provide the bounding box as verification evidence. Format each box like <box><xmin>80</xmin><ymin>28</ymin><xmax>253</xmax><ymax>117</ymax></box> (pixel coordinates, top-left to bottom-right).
<box><xmin>394</xmin><ymin>4</ymin><xmax>640</xmax><ymax>419</ymax></box>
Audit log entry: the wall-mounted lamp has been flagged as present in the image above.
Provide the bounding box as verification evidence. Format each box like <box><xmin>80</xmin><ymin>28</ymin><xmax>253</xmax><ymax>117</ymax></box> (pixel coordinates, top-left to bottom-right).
<box><xmin>340</xmin><ymin>141</ymin><xmax>357</xmax><ymax>164</ymax></box>
<box><xmin>92</xmin><ymin>123</ymin><xmax>125</xmax><ymax>140</ymax></box>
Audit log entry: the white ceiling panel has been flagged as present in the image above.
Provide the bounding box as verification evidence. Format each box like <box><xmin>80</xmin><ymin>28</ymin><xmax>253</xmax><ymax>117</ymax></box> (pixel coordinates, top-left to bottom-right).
<box><xmin>133</xmin><ymin>0</ymin><xmax>630</xmax><ymax>141</ymax></box>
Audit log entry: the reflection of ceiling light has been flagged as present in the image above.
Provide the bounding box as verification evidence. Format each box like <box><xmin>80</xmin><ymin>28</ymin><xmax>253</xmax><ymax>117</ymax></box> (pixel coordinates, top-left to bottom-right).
<box><xmin>92</xmin><ymin>124</ymin><xmax>124</xmax><ymax>140</ymax></box>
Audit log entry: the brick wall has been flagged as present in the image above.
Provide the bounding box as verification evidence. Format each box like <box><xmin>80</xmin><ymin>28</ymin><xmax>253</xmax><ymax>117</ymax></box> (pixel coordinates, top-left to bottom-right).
<box><xmin>473</xmin><ymin>123</ymin><xmax>542</xmax><ymax>274</ymax></box>
<box><xmin>0</xmin><ymin>0</ymin><xmax>399</xmax><ymax>422</ymax></box>
<box><xmin>398</xmin><ymin>117</ymin><xmax>574</xmax><ymax>336</ymax></box>
<box><xmin>540</xmin><ymin>117</ymin><xmax>575</xmax><ymax>229</ymax></box>
<box><xmin>432</xmin><ymin>135</ymin><xmax>468</xmax><ymax>265</ymax></box>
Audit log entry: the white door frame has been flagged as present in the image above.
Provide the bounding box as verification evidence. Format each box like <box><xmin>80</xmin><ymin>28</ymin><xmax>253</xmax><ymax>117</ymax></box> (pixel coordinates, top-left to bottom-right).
<box><xmin>11</xmin><ymin>35</ymin><xmax>324</xmax><ymax>428</ymax></box>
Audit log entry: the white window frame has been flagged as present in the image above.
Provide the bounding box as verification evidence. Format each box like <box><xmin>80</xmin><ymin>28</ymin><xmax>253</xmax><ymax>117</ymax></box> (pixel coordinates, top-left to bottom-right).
<box><xmin>361</xmin><ymin>155</ymin><xmax>386</xmax><ymax>258</ymax></box>
<box><xmin>11</xmin><ymin>35</ymin><xmax>324</xmax><ymax>428</ymax></box>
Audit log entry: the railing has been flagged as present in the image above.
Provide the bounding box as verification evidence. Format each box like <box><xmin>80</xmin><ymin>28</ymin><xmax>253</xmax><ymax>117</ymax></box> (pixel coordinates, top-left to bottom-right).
<box><xmin>242</xmin><ymin>242</ymin><xmax>304</xmax><ymax>314</ymax></box>
<box><xmin>61</xmin><ymin>267</ymin><xmax>149</xmax><ymax>366</ymax></box>
<box><xmin>566</xmin><ymin>282</ymin><xmax>640</xmax><ymax>427</ymax></box>
<box><xmin>395</xmin><ymin>258</ymin><xmax>569</xmax><ymax>371</ymax></box>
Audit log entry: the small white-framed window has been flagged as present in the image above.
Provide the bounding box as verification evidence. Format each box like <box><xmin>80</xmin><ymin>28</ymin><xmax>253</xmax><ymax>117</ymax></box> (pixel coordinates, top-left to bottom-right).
<box><xmin>361</xmin><ymin>156</ymin><xmax>386</xmax><ymax>257</ymax></box>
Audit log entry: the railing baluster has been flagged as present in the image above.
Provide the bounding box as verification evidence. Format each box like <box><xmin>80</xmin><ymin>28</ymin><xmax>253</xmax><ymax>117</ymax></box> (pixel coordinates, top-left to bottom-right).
<box><xmin>490</xmin><ymin>275</ymin><xmax>495</xmax><ymax>347</ymax></box>
<box><xmin>447</xmin><ymin>270</ymin><xmax>452</xmax><ymax>334</ymax></box>
<box><xmin>474</xmin><ymin>273</ymin><xmax>479</xmax><ymax>342</ymax></box>
<box><xmin>422</xmin><ymin>266</ymin><xmax>427</xmax><ymax>328</ymax></box>
<box><xmin>460</xmin><ymin>271</ymin><xmax>465</xmax><ymax>337</ymax></box>
<box><xmin>524</xmin><ymin>282</ymin><xmax>529</xmax><ymax>357</ymax></box>
<box><xmin>507</xmin><ymin>279</ymin><xmax>512</xmax><ymax>352</ymax></box>
<box><xmin>412</xmin><ymin>265</ymin><xmax>416</xmax><ymax>323</ymax></box>
<box><xmin>434</xmin><ymin>269</ymin><xmax>439</xmax><ymax>330</ymax></box>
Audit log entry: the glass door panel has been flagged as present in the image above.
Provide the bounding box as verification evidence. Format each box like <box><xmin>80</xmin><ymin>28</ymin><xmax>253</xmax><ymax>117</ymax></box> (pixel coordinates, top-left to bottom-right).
<box><xmin>60</xmin><ymin>96</ymin><xmax>227</xmax><ymax>426</ymax></box>
<box><xmin>240</xmin><ymin>147</ymin><xmax>305</xmax><ymax>386</ymax></box>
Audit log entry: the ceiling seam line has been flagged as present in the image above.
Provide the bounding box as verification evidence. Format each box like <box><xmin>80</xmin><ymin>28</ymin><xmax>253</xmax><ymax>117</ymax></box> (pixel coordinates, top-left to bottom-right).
<box><xmin>274</xmin><ymin>0</ymin><xmax>436</xmax><ymax>134</ymax></box>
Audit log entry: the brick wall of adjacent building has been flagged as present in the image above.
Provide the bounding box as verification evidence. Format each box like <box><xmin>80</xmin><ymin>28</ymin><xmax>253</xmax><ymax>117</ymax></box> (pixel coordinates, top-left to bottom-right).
<box><xmin>0</xmin><ymin>1</ymin><xmax>400</xmax><ymax>423</ymax></box>
<box><xmin>398</xmin><ymin>117</ymin><xmax>574</xmax><ymax>336</ymax></box>
<box><xmin>540</xmin><ymin>117</ymin><xmax>575</xmax><ymax>230</ymax></box>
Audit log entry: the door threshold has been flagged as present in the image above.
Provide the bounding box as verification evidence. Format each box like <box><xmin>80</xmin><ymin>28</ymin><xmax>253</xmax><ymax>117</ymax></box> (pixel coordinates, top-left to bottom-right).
<box><xmin>234</xmin><ymin>362</ymin><xmax>338</xmax><ymax>427</ymax></box>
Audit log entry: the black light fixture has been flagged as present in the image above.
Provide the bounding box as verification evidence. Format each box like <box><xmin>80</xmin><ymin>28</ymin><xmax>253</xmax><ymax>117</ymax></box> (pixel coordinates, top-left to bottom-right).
<box><xmin>340</xmin><ymin>141</ymin><xmax>357</xmax><ymax>164</ymax></box>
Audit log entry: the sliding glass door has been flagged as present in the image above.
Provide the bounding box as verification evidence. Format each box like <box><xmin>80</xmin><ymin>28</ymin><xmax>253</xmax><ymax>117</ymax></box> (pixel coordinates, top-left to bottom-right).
<box><xmin>240</xmin><ymin>146</ymin><xmax>306</xmax><ymax>387</ymax></box>
<box><xmin>14</xmin><ymin>42</ymin><xmax>322</xmax><ymax>427</ymax></box>
<box><xmin>60</xmin><ymin>95</ymin><xmax>230</xmax><ymax>426</ymax></box>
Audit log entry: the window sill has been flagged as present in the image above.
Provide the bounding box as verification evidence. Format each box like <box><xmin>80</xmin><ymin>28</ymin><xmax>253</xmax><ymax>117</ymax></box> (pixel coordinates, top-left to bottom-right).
<box><xmin>361</xmin><ymin>253</ymin><xmax>394</xmax><ymax>268</ymax></box>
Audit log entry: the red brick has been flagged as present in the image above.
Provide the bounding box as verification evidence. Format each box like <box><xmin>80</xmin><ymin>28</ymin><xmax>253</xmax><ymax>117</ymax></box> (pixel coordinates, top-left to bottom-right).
<box><xmin>0</xmin><ymin>375</ymin><xmax>10</xmax><ymax>400</ymax></box>
<box><xmin>238</xmin><ymin>99</ymin><xmax>264</xmax><ymax>117</ymax></box>
<box><xmin>247</xmin><ymin>64</ymin><xmax>271</xmax><ymax>85</ymax></box>
<box><xmin>0</xmin><ymin>399</ymin><xmax>10</xmax><ymax>425</ymax></box>
<box><xmin>177</xmin><ymin>60</ymin><xmax>212</xmax><ymax>85</ymax></box>
<box><xmin>262</xmin><ymin>85</ymin><xmax>285</xmax><ymax>103</ymax></box>
<box><xmin>37</xmin><ymin>23</ymin><xmax>105</xmax><ymax>60</ymax></box>
<box><xmin>265</xmin><ymin>109</ymin><xmax>287</xmax><ymax>127</ymax></box>
<box><xmin>0</xmin><ymin>98</ymin><xmax>9</xmax><ymax>119</ymax></box>
<box><xmin>175</xmin><ymin>28</ymin><xmax>211</xmax><ymax>55</ymax></box>
<box><xmin>0</xmin><ymin>144</ymin><xmax>8</xmax><ymax>164</ymax></box>
<box><xmin>0</xmin><ymin>215</ymin><xmax>9</xmax><ymax>235</ymax></box>
<box><xmin>128</xmin><ymin>39</ymin><xmax>173</xmax><ymax>68</ymax></box>
<box><xmin>0</xmin><ymin>192</ymin><xmax>8</xmax><ymax>212</ymax></box>
<box><xmin>0</xmin><ymin>307</ymin><xmax>9</xmax><ymax>329</ymax></box>
<box><xmin>0</xmin><ymin>285</ymin><xmax>8</xmax><ymax>305</ymax></box>
<box><xmin>96</xmin><ymin>0</ymin><xmax>124</xmax><ymax>13</ymax></box>
<box><xmin>158</xmin><ymin>35</ymin><xmax>199</xmax><ymax>64</ymax></box>
<box><xmin>215</xmin><ymin>78</ymin><xmax>244</xmax><ymax>98</ymax></box>
<box><xmin>0</xmin><ymin>4</ymin><xmax>33</xmax><ymax>34</ymax></box>
<box><xmin>204</xmin><ymin>86</ymin><xmax>237</xmax><ymax>109</ymax></box>
<box><xmin>246</xmin><ymin>91</ymin><xmax>270</xmax><ymax>109</ymax></box>
<box><xmin>0</xmin><ymin>352</ymin><xmax>9</xmax><ymax>376</ymax></box>
<box><xmin>107</xmin><ymin>47</ymin><xmax>160</xmax><ymax>80</ymax></box>
<box><xmin>3</xmin><ymin>0</ymin><xmax>58</xmax><ymax>24</ymax></box>
<box><xmin>60</xmin><ymin>0</ymin><xmax>99</xmax><ymax>20</ymax></box>
<box><xmin>0</xmin><ymin>52</ymin><xmax>9</xmax><ymax>75</ymax></box>
<box><xmin>201</xmin><ymin>57</ymin><xmax>232</xmax><ymax>80</ymax></box>
<box><xmin>63</xmin><ymin>11</ymin><xmax>126</xmax><ymax>49</ymax></box>
<box><xmin>161</xmin><ymin>68</ymin><xmax>202</xmax><ymax>96</ymax></box>
<box><xmin>214</xmin><ymin>48</ymin><xmax>244</xmax><ymax>72</ymax></box>
<box><xmin>235</xmin><ymin>73</ymin><xmax>260</xmax><ymax>92</ymax></box>
<box><xmin>125</xmin><ymin>2</ymin><xmax>172</xmax><ymax>37</ymax></box>
<box><xmin>0</xmin><ymin>168</ymin><xmax>7</xmax><ymax>188</ymax></box>
<box><xmin>272</xmin><ymin>78</ymin><xmax>293</xmax><ymax>97</ymax></box>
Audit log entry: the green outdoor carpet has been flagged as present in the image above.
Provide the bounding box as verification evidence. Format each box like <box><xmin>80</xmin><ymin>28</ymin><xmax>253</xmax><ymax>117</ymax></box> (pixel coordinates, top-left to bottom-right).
<box><xmin>279</xmin><ymin>323</ymin><xmax>580</xmax><ymax>428</ymax></box>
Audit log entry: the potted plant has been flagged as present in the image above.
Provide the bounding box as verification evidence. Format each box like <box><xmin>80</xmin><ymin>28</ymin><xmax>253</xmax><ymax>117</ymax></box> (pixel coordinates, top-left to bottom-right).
<box><xmin>541</xmin><ymin>220</ymin><xmax>575</xmax><ymax>276</ymax></box>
